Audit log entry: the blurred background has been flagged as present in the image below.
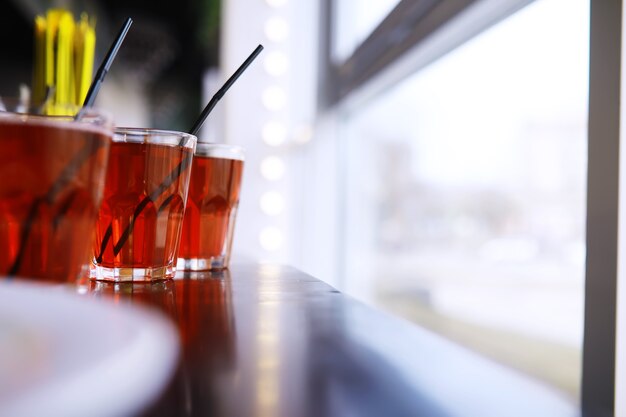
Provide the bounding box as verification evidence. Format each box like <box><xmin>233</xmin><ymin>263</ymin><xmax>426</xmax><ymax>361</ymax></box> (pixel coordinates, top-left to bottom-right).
<box><xmin>1</xmin><ymin>0</ymin><xmax>588</xmax><ymax>404</ymax></box>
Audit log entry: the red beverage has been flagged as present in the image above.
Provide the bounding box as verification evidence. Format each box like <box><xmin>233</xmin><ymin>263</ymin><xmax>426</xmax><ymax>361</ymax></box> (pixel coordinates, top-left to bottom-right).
<box><xmin>88</xmin><ymin>270</ymin><xmax>234</xmax><ymax>354</ymax></box>
<box><xmin>92</xmin><ymin>129</ymin><xmax>196</xmax><ymax>281</ymax></box>
<box><xmin>0</xmin><ymin>117</ymin><xmax>111</xmax><ymax>282</ymax></box>
<box><xmin>174</xmin><ymin>271</ymin><xmax>235</xmax><ymax>367</ymax></box>
<box><xmin>87</xmin><ymin>269</ymin><xmax>235</xmax><ymax>363</ymax></box>
<box><xmin>178</xmin><ymin>144</ymin><xmax>244</xmax><ymax>271</ymax></box>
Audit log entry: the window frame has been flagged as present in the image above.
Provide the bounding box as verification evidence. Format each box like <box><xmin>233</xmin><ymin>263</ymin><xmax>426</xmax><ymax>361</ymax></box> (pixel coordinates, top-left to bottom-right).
<box><xmin>319</xmin><ymin>0</ymin><xmax>535</xmax><ymax>108</ymax></box>
<box><xmin>320</xmin><ymin>0</ymin><xmax>618</xmax><ymax>414</ymax></box>
<box><xmin>584</xmin><ymin>1</ymin><xmax>620</xmax><ymax>415</ymax></box>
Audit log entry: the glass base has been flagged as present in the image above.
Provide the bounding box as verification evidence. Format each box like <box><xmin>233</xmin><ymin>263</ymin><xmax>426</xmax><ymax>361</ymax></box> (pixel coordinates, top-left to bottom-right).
<box><xmin>90</xmin><ymin>264</ymin><xmax>175</xmax><ymax>282</ymax></box>
<box><xmin>176</xmin><ymin>256</ymin><xmax>228</xmax><ymax>272</ymax></box>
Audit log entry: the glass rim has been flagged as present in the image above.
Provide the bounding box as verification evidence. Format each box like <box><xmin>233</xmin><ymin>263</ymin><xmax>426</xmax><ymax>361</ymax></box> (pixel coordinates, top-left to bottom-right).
<box><xmin>113</xmin><ymin>127</ymin><xmax>197</xmax><ymax>149</ymax></box>
<box><xmin>0</xmin><ymin>107</ymin><xmax>113</xmax><ymax>135</ymax></box>
<box><xmin>195</xmin><ymin>142</ymin><xmax>245</xmax><ymax>161</ymax></box>
<box><xmin>0</xmin><ymin>97</ymin><xmax>111</xmax><ymax>119</ymax></box>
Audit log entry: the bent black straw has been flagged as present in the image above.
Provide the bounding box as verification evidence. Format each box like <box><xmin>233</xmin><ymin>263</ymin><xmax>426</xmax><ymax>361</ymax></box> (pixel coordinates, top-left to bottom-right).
<box><xmin>95</xmin><ymin>153</ymin><xmax>194</xmax><ymax>262</ymax></box>
<box><xmin>189</xmin><ymin>44</ymin><xmax>264</xmax><ymax>135</ymax></box>
<box><xmin>97</xmin><ymin>45</ymin><xmax>264</xmax><ymax>261</ymax></box>
<box><xmin>76</xmin><ymin>17</ymin><xmax>133</xmax><ymax>119</ymax></box>
<box><xmin>9</xmin><ymin>140</ymin><xmax>106</xmax><ymax>276</ymax></box>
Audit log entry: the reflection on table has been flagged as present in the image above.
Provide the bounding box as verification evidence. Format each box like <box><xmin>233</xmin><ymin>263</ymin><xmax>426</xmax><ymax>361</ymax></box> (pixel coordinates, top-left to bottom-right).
<box><xmin>81</xmin><ymin>264</ymin><xmax>576</xmax><ymax>417</ymax></box>
<box><xmin>86</xmin><ymin>270</ymin><xmax>235</xmax><ymax>416</ymax></box>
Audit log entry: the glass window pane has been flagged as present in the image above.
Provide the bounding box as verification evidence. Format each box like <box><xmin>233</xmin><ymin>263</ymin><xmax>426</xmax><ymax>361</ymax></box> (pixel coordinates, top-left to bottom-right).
<box><xmin>332</xmin><ymin>0</ymin><xmax>401</xmax><ymax>62</ymax></box>
<box><xmin>341</xmin><ymin>0</ymin><xmax>589</xmax><ymax>400</ymax></box>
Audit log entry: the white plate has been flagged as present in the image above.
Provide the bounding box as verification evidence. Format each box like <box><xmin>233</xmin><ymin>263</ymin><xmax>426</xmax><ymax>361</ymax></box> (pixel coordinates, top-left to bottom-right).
<box><xmin>0</xmin><ymin>279</ymin><xmax>179</xmax><ymax>417</ymax></box>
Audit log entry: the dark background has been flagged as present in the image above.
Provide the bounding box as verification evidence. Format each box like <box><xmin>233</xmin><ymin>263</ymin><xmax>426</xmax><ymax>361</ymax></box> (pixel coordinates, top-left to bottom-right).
<box><xmin>0</xmin><ymin>0</ymin><xmax>221</xmax><ymax>130</ymax></box>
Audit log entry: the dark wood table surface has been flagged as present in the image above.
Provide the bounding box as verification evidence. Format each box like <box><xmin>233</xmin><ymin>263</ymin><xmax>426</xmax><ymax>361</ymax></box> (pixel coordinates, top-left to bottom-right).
<box><xmin>82</xmin><ymin>263</ymin><xmax>577</xmax><ymax>417</ymax></box>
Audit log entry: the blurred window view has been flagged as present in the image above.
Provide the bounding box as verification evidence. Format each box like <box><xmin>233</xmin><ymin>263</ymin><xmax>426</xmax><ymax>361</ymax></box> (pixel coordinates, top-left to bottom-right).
<box><xmin>339</xmin><ymin>0</ymin><xmax>588</xmax><ymax>400</ymax></box>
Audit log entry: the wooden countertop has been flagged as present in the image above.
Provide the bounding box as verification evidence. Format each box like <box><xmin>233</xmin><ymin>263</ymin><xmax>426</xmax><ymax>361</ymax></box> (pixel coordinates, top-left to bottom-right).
<box><xmin>82</xmin><ymin>263</ymin><xmax>577</xmax><ymax>417</ymax></box>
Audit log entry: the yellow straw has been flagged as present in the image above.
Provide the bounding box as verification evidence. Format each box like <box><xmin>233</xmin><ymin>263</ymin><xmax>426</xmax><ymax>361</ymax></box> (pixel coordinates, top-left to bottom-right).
<box><xmin>75</xmin><ymin>14</ymin><xmax>96</xmax><ymax>105</ymax></box>
<box><xmin>33</xmin><ymin>16</ymin><xmax>46</xmax><ymax>105</ymax></box>
<box><xmin>55</xmin><ymin>11</ymin><xmax>75</xmax><ymax>114</ymax></box>
<box><xmin>33</xmin><ymin>8</ymin><xmax>96</xmax><ymax>114</ymax></box>
<box><xmin>44</xmin><ymin>9</ymin><xmax>61</xmax><ymax>108</ymax></box>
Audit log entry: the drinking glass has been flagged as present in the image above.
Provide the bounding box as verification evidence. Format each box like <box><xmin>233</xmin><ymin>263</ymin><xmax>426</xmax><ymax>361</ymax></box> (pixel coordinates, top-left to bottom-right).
<box><xmin>92</xmin><ymin>128</ymin><xmax>196</xmax><ymax>281</ymax></box>
<box><xmin>177</xmin><ymin>143</ymin><xmax>244</xmax><ymax>271</ymax></box>
<box><xmin>0</xmin><ymin>104</ymin><xmax>112</xmax><ymax>282</ymax></box>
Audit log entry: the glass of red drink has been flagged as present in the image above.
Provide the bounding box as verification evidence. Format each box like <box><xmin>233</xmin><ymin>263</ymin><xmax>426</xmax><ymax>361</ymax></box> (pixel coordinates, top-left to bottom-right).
<box><xmin>92</xmin><ymin>128</ymin><xmax>197</xmax><ymax>282</ymax></box>
<box><xmin>177</xmin><ymin>143</ymin><xmax>244</xmax><ymax>271</ymax></box>
<box><xmin>0</xmin><ymin>106</ymin><xmax>112</xmax><ymax>283</ymax></box>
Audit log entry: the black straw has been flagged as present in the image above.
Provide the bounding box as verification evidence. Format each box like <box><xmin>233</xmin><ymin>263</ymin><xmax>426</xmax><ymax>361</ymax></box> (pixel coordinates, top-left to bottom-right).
<box><xmin>189</xmin><ymin>44</ymin><xmax>264</xmax><ymax>135</ymax></box>
<box><xmin>96</xmin><ymin>44</ymin><xmax>263</xmax><ymax>262</ymax></box>
<box><xmin>76</xmin><ymin>17</ymin><xmax>133</xmax><ymax>119</ymax></box>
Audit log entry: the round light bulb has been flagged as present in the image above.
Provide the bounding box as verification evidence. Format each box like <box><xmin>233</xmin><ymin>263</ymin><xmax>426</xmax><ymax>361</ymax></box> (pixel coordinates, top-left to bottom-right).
<box><xmin>262</xmin><ymin>122</ymin><xmax>288</xmax><ymax>146</ymax></box>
